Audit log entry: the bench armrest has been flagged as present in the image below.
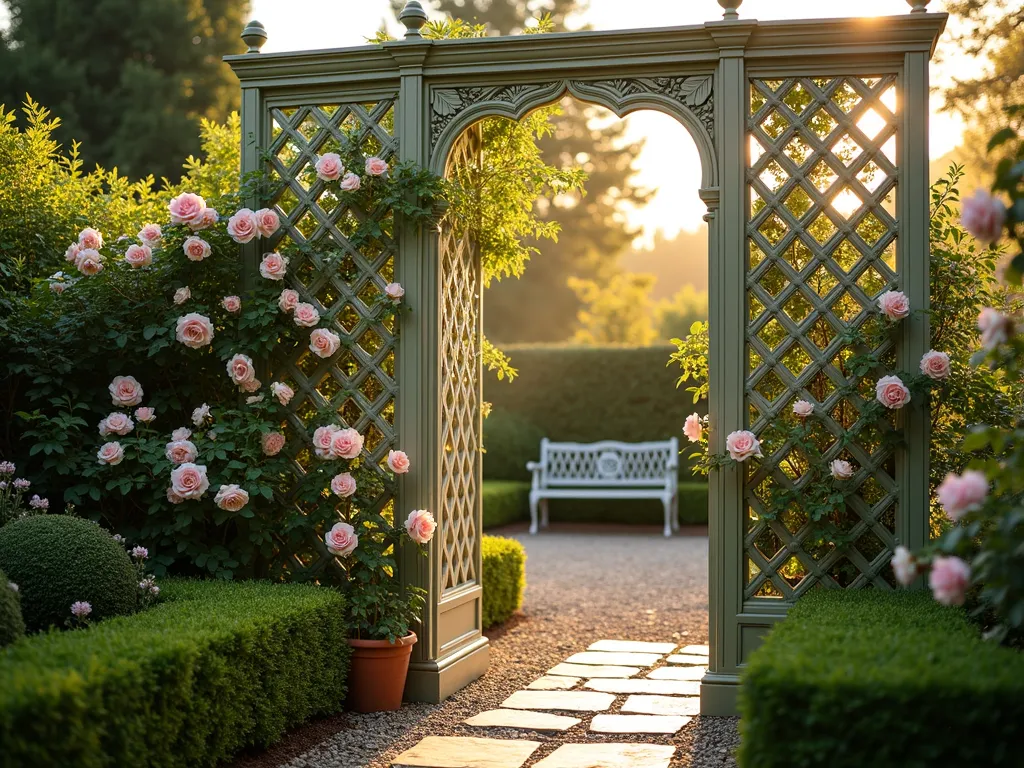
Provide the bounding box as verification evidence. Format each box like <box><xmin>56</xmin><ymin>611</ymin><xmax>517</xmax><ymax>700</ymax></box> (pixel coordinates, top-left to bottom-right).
<box><xmin>526</xmin><ymin>461</ymin><xmax>543</xmax><ymax>471</ymax></box>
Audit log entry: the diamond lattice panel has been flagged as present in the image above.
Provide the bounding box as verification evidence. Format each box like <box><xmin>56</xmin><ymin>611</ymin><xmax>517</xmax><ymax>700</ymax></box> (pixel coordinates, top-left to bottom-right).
<box><xmin>744</xmin><ymin>76</ymin><xmax>900</xmax><ymax>600</ymax></box>
<box><xmin>265</xmin><ymin>98</ymin><xmax>399</xmax><ymax>582</ymax></box>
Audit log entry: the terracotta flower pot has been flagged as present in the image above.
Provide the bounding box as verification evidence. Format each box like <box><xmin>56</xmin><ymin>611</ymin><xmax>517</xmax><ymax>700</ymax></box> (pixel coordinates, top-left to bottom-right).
<box><xmin>346</xmin><ymin>632</ymin><xmax>417</xmax><ymax>712</ymax></box>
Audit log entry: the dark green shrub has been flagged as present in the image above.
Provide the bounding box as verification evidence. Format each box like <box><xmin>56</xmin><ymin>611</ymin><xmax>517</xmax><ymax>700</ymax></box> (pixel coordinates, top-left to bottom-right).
<box><xmin>0</xmin><ymin>578</ymin><xmax>350</xmax><ymax>767</ymax></box>
<box><xmin>483</xmin><ymin>481</ymin><xmax>531</xmax><ymax>529</ymax></box>
<box><xmin>738</xmin><ymin>589</ymin><xmax>1024</xmax><ymax>768</ymax></box>
<box><xmin>0</xmin><ymin>570</ymin><xmax>24</xmax><ymax>648</ymax></box>
<box><xmin>0</xmin><ymin>515</ymin><xmax>136</xmax><ymax>631</ymax></box>
<box><xmin>482</xmin><ymin>407</ymin><xmax>546</xmax><ymax>481</ymax></box>
<box><xmin>482</xmin><ymin>535</ymin><xmax>526</xmax><ymax>628</ymax></box>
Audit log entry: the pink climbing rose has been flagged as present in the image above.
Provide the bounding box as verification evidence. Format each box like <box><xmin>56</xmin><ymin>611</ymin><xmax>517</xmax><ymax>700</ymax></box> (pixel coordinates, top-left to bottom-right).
<box><xmin>929</xmin><ymin>555</ymin><xmax>971</xmax><ymax>606</ymax></box>
<box><xmin>109</xmin><ymin>375</ymin><xmax>144</xmax><ymax>407</ymax></box>
<box><xmin>385</xmin><ymin>282</ymin><xmax>405</xmax><ymax>302</ymax></box>
<box><xmin>227</xmin><ymin>208</ymin><xmax>259</xmax><ymax>243</ymax></box>
<box><xmin>278</xmin><ymin>288</ymin><xmax>299</xmax><ymax>312</ymax></box>
<box><xmin>191</xmin><ymin>208</ymin><xmax>219</xmax><ymax>231</ymax></box>
<box><xmin>99</xmin><ymin>412</ymin><xmax>134</xmax><ymax>437</ymax></box>
<box><xmin>330</xmin><ymin>428</ymin><xmax>364</xmax><ymax>460</ymax></box>
<box><xmin>313</xmin><ymin>425</ymin><xmax>339</xmax><ymax>459</ymax></box>
<box><xmin>978</xmin><ymin>307</ymin><xmax>1011</xmax><ymax>350</ymax></box>
<box><xmin>271</xmin><ymin>382</ymin><xmax>294</xmax><ymax>406</ymax></box>
<box><xmin>75</xmin><ymin>249</ymin><xmax>104</xmax><ymax>275</ymax></box>
<box><xmin>169</xmin><ymin>193</ymin><xmax>207</xmax><ymax>226</ymax></box>
<box><xmin>222</xmin><ymin>295</ymin><xmax>241</xmax><ymax>313</ymax></box>
<box><xmin>683</xmin><ymin>413</ymin><xmax>703</xmax><ymax>443</ymax></box>
<box><xmin>254</xmin><ymin>208</ymin><xmax>281</xmax><ymax>238</ymax></box>
<box><xmin>792</xmin><ymin>400</ymin><xmax>814</xmax><ymax>418</ymax></box>
<box><xmin>169</xmin><ymin>462</ymin><xmax>210</xmax><ymax>500</ymax></box>
<box><xmin>309</xmin><ymin>328</ymin><xmax>341</xmax><ymax>358</ymax></box>
<box><xmin>315</xmin><ymin>153</ymin><xmax>344</xmax><ymax>181</ymax></box>
<box><xmin>78</xmin><ymin>227</ymin><xmax>103</xmax><ymax>250</ymax></box>
<box><xmin>293</xmin><ymin>302</ymin><xmax>320</xmax><ymax>327</ymax></box>
<box><xmin>875</xmin><ymin>375</ymin><xmax>910</xmax><ymax>410</ymax></box>
<box><xmin>890</xmin><ymin>545</ymin><xmax>917</xmax><ymax>586</ymax></box>
<box><xmin>262</xmin><ymin>432</ymin><xmax>286</xmax><ymax>456</ymax></box>
<box><xmin>877</xmin><ymin>290</ymin><xmax>910</xmax><ymax>321</ymax></box>
<box><xmin>183</xmin><ymin>236</ymin><xmax>211</xmax><ymax>262</ymax></box>
<box><xmin>97</xmin><ymin>442</ymin><xmax>125</xmax><ymax>466</ymax></box>
<box><xmin>226</xmin><ymin>354</ymin><xmax>256</xmax><ymax>387</ymax></box>
<box><xmin>919</xmin><ymin>350</ymin><xmax>951</xmax><ymax>380</ymax></box>
<box><xmin>214</xmin><ymin>484</ymin><xmax>249</xmax><ymax>512</ymax></box>
<box><xmin>171</xmin><ymin>427</ymin><xmax>192</xmax><ymax>442</ymax></box>
<box><xmin>325</xmin><ymin>521</ymin><xmax>358</xmax><ymax>556</ymax></box>
<box><xmin>135</xmin><ymin>407</ymin><xmax>156</xmax><ymax>423</ymax></box>
<box><xmin>830</xmin><ymin>459</ymin><xmax>854</xmax><ymax>480</ymax></box>
<box><xmin>405</xmin><ymin>509</ymin><xmax>436</xmax><ymax>544</ymax></box>
<box><xmin>138</xmin><ymin>223</ymin><xmax>162</xmax><ymax>247</ymax></box>
<box><xmin>725</xmin><ymin>430</ymin><xmax>762</xmax><ymax>462</ymax></box>
<box><xmin>173</xmin><ymin>286</ymin><xmax>191</xmax><ymax>305</ymax></box>
<box><xmin>340</xmin><ymin>172</ymin><xmax>361</xmax><ymax>191</ymax></box>
<box><xmin>365</xmin><ymin>156</ymin><xmax>389</xmax><ymax>176</ymax></box>
<box><xmin>125</xmin><ymin>244</ymin><xmax>152</xmax><ymax>268</ymax></box>
<box><xmin>330</xmin><ymin>472</ymin><xmax>357</xmax><ymax>498</ymax></box>
<box><xmin>935</xmin><ymin>469</ymin><xmax>988</xmax><ymax>522</ymax></box>
<box><xmin>960</xmin><ymin>189</ymin><xmax>1006</xmax><ymax>244</ymax></box>
<box><xmin>175</xmin><ymin>313</ymin><xmax>214</xmax><ymax>349</ymax></box>
<box><xmin>387</xmin><ymin>450</ymin><xmax>410</xmax><ymax>474</ymax></box>
<box><xmin>165</xmin><ymin>440</ymin><xmax>198</xmax><ymax>465</ymax></box>
<box><xmin>259</xmin><ymin>252</ymin><xmax>288</xmax><ymax>280</ymax></box>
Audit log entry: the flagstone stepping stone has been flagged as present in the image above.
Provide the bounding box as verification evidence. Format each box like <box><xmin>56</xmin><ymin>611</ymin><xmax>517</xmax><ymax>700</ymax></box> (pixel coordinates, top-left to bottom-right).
<box><xmin>565</xmin><ymin>651</ymin><xmax>661</xmax><ymax>667</ymax></box>
<box><xmin>501</xmin><ymin>690</ymin><xmax>616</xmax><ymax>712</ymax></box>
<box><xmin>465</xmin><ymin>709</ymin><xmax>581</xmax><ymax>731</ymax></box>
<box><xmin>588</xmin><ymin>639</ymin><xmax>678</xmax><ymax>654</ymax></box>
<box><xmin>666</xmin><ymin>654</ymin><xmax>710</xmax><ymax>665</ymax></box>
<box><xmin>583</xmin><ymin>678</ymin><xmax>701</xmax><ymax>696</ymax></box>
<box><xmin>528</xmin><ymin>675</ymin><xmax>580</xmax><ymax>690</ymax></box>
<box><xmin>533</xmin><ymin>743</ymin><xmax>675</xmax><ymax>768</ymax></box>
<box><xmin>647</xmin><ymin>665</ymin><xmax>705</xmax><ymax>680</ymax></box>
<box><xmin>622</xmin><ymin>694</ymin><xmax>701</xmax><ymax>716</ymax></box>
<box><xmin>589</xmin><ymin>714</ymin><xmax>691</xmax><ymax>734</ymax></box>
<box><xmin>681</xmin><ymin>644</ymin><xmax>709</xmax><ymax>654</ymax></box>
<box><xmin>391</xmin><ymin>736</ymin><xmax>540</xmax><ymax>768</ymax></box>
<box><xmin>548</xmin><ymin>663</ymin><xmax>640</xmax><ymax>678</ymax></box>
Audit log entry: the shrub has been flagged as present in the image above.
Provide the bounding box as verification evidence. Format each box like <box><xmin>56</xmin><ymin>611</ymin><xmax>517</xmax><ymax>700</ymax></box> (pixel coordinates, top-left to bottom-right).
<box><xmin>483</xmin><ymin>480</ymin><xmax>530</xmax><ymax>529</ymax></box>
<box><xmin>738</xmin><ymin>589</ymin><xmax>1024</xmax><ymax>768</ymax></box>
<box><xmin>0</xmin><ymin>515</ymin><xmax>136</xmax><ymax>631</ymax></box>
<box><xmin>0</xmin><ymin>578</ymin><xmax>350</xmax><ymax>768</ymax></box>
<box><xmin>481</xmin><ymin>535</ymin><xmax>525</xmax><ymax>628</ymax></box>
<box><xmin>0</xmin><ymin>571</ymin><xmax>24</xmax><ymax>648</ymax></box>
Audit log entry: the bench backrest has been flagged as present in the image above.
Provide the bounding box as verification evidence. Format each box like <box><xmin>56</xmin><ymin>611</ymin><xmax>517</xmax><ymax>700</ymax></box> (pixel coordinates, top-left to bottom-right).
<box><xmin>537</xmin><ymin>438</ymin><xmax>679</xmax><ymax>488</ymax></box>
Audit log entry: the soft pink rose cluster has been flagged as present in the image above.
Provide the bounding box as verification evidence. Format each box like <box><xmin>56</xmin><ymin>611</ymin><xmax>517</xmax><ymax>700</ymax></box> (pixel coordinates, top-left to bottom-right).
<box><xmin>228</xmin><ymin>207</ymin><xmax>281</xmax><ymax>244</ymax></box>
<box><xmin>935</xmin><ymin>469</ymin><xmax>987</xmax><ymax>522</ymax></box>
<box><xmin>313</xmin><ymin>425</ymin><xmax>365</xmax><ymax>460</ymax></box>
<box><xmin>725</xmin><ymin>430</ymin><xmax>762</xmax><ymax>462</ymax></box>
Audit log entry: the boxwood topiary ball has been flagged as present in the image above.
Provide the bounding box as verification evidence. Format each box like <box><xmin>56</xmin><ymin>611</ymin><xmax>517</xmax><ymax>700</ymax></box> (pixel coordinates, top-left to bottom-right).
<box><xmin>0</xmin><ymin>516</ymin><xmax>137</xmax><ymax>631</ymax></box>
<box><xmin>0</xmin><ymin>568</ymin><xmax>25</xmax><ymax>647</ymax></box>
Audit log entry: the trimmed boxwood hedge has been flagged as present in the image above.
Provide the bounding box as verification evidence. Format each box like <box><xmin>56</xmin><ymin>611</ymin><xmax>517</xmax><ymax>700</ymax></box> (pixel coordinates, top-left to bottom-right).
<box><xmin>483</xmin><ymin>481</ymin><xmax>531</xmax><ymax>529</ymax></box>
<box><xmin>0</xmin><ymin>578</ymin><xmax>350</xmax><ymax>768</ymax></box>
<box><xmin>481</xmin><ymin>535</ymin><xmax>525</xmax><ymax>628</ymax></box>
<box><xmin>738</xmin><ymin>589</ymin><xmax>1024</xmax><ymax>768</ymax></box>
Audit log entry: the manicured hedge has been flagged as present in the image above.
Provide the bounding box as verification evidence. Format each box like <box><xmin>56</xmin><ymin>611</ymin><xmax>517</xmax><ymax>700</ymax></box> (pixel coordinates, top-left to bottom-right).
<box><xmin>483</xmin><ymin>481</ymin><xmax>531</xmax><ymax>529</ymax></box>
<box><xmin>481</xmin><ymin>535</ymin><xmax>526</xmax><ymax>628</ymax></box>
<box><xmin>738</xmin><ymin>589</ymin><xmax>1024</xmax><ymax>768</ymax></box>
<box><xmin>0</xmin><ymin>579</ymin><xmax>351</xmax><ymax>768</ymax></box>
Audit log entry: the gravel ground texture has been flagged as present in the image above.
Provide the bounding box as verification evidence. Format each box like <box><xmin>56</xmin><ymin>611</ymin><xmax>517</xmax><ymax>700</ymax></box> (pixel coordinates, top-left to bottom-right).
<box><xmin>231</xmin><ymin>522</ymin><xmax>739</xmax><ymax>768</ymax></box>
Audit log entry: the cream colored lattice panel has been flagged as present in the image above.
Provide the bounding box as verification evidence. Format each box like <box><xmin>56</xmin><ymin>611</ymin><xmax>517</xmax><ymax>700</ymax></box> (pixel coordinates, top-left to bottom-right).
<box><xmin>744</xmin><ymin>76</ymin><xmax>900</xmax><ymax>600</ymax></box>
<box><xmin>265</xmin><ymin>99</ymin><xmax>399</xmax><ymax>581</ymax></box>
<box><xmin>439</xmin><ymin>126</ymin><xmax>483</xmax><ymax>593</ymax></box>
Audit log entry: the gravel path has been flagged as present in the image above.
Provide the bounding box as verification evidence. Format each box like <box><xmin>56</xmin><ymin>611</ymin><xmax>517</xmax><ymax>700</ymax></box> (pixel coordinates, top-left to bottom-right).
<box><xmin>231</xmin><ymin>523</ymin><xmax>739</xmax><ymax>768</ymax></box>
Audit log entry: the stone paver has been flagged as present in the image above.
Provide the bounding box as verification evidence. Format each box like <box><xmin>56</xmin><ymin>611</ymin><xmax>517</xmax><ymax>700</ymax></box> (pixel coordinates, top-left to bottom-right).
<box><xmin>588</xmin><ymin>639</ymin><xmax>678</xmax><ymax>654</ymax></box>
<box><xmin>564</xmin><ymin>651</ymin><xmax>661</xmax><ymax>667</ymax></box>
<box><xmin>547</xmin><ymin>663</ymin><xmax>640</xmax><ymax>678</ymax></box>
<box><xmin>583</xmin><ymin>678</ymin><xmax>701</xmax><ymax>696</ymax></box>
<box><xmin>500</xmin><ymin>690</ymin><xmax>616</xmax><ymax>712</ymax></box>
<box><xmin>589</xmin><ymin>714</ymin><xmax>691</xmax><ymax>734</ymax></box>
<box><xmin>391</xmin><ymin>736</ymin><xmax>540</xmax><ymax>768</ymax></box>
<box><xmin>622</xmin><ymin>694</ymin><xmax>701</xmax><ymax>716</ymax></box>
<box><xmin>666</xmin><ymin>654</ymin><xmax>710</xmax><ymax>665</ymax></box>
<box><xmin>680</xmin><ymin>644</ymin><xmax>709</xmax><ymax>654</ymax></box>
<box><xmin>527</xmin><ymin>675</ymin><xmax>580</xmax><ymax>690</ymax></box>
<box><xmin>532</xmin><ymin>743</ymin><xmax>675</xmax><ymax>768</ymax></box>
<box><xmin>647</xmin><ymin>665</ymin><xmax>705</xmax><ymax>681</ymax></box>
<box><xmin>464</xmin><ymin>710</ymin><xmax>581</xmax><ymax>732</ymax></box>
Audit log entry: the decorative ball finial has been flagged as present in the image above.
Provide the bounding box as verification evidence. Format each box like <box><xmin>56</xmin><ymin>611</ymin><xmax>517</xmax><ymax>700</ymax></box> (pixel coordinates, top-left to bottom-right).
<box><xmin>241</xmin><ymin>20</ymin><xmax>267</xmax><ymax>53</ymax></box>
<box><xmin>718</xmin><ymin>0</ymin><xmax>743</xmax><ymax>20</ymax></box>
<box><xmin>399</xmin><ymin>1</ymin><xmax>429</xmax><ymax>38</ymax></box>
<box><xmin>906</xmin><ymin>0</ymin><xmax>931</xmax><ymax>11</ymax></box>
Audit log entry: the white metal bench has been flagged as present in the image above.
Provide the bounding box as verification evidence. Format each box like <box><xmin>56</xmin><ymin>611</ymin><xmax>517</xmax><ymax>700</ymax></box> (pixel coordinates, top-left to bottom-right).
<box><xmin>526</xmin><ymin>438</ymin><xmax>680</xmax><ymax>537</ymax></box>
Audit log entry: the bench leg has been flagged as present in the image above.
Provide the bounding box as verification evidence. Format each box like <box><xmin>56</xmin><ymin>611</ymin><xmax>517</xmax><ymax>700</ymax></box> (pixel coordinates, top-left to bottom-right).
<box><xmin>671</xmin><ymin>494</ymin><xmax>680</xmax><ymax>532</ymax></box>
<box><xmin>540</xmin><ymin>499</ymin><xmax>550</xmax><ymax>529</ymax></box>
<box><xmin>663</xmin><ymin>498</ymin><xmax>673</xmax><ymax>538</ymax></box>
<box><xmin>529</xmin><ymin>494</ymin><xmax>539</xmax><ymax>535</ymax></box>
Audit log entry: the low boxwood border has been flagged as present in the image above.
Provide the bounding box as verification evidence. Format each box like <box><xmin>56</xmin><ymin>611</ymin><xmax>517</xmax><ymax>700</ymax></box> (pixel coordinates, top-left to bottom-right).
<box><xmin>481</xmin><ymin>535</ymin><xmax>526</xmax><ymax>628</ymax></box>
<box><xmin>483</xmin><ymin>481</ymin><xmax>531</xmax><ymax>529</ymax></box>
<box><xmin>738</xmin><ymin>589</ymin><xmax>1024</xmax><ymax>768</ymax></box>
<box><xmin>0</xmin><ymin>578</ymin><xmax>350</xmax><ymax>768</ymax></box>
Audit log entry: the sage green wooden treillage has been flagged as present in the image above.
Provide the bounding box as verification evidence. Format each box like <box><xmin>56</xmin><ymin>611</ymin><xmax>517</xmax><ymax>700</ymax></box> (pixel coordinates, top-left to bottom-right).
<box><xmin>226</xmin><ymin>0</ymin><xmax>946</xmax><ymax>715</ymax></box>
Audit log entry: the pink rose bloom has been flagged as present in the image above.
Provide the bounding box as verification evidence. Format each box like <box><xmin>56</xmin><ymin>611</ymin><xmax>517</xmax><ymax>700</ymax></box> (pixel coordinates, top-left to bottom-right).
<box><xmin>960</xmin><ymin>189</ymin><xmax>1006</xmax><ymax>244</ymax></box>
<box><xmin>278</xmin><ymin>288</ymin><xmax>299</xmax><ymax>312</ymax></box>
<box><xmin>387</xmin><ymin>449</ymin><xmax>410</xmax><ymax>474</ymax></box>
<box><xmin>222</xmin><ymin>295</ymin><xmax>241</xmax><ymax>313</ymax></box>
<box><xmin>255</xmin><ymin>208</ymin><xmax>280</xmax><ymax>238</ymax></box>
<box><xmin>385</xmin><ymin>282</ymin><xmax>405</xmax><ymax>302</ymax></box>
<box><xmin>50</xmin><ymin>282</ymin><xmax>67</xmax><ymax>295</ymax></box>
<box><xmin>919</xmin><ymin>350</ymin><xmax>951</xmax><ymax>380</ymax></box>
<box><xmin>190</xmin><ymin>207</ymin><xmax>219</xmax><ymax>231</ymax></box>
<box><xmin>214</xmin><ymin>484</ymin><xmax>249</xmax><ymax>512</ymax></box>
<box><xmin>877</xmin><ymin>290</ymin><xmax>910</xmax><ymax>321</ymax></box>
<box><xmin>165</xmin><ymin>440</ymin><xmax>198</xmax><ymax>465</ymax></box>
<box><xmin>325</xmin><ymin>521</ymin><xmax>358</xmax><ymax>556</ymax></box>
<box><xmin>246</xmin><ymin>394</ymin><xmax>263</xmax><ymax>405</ymax></box>
<box><xmin>169</xmin><ymin>193</ymin><xmax>207</xmax><ymax>226</ymax></box>
<box><xmin>167</xmin><ymin>486</ymin><xmax>185</xmax><ymax>505</ymax></box>
<box><xmin>226</xmin><ymin>353</ymin><xmax>256</xmax><ymax>386</ymax></box>
<box><xmin>109</xmin><ymin>375</ymin><xmax>144</xmax><ymax>407</ymax></box>
<box><xmin>792</xmin><ymin>400</ymin><xmax>814</xmax><ymax>418</ymax></box>
<box><xmin>340</xmin><ymin>172</ymin><xmax>361</xmax><ymax>191</ymax></box>
<box><xmin>171</xmin><ymin>427</ymin><xmax>192</xmax><ymax>442</ymax></box>
<box><xmin>929</xmin><ymin>555</ymin><xmax>971</xmax><ymax>606</ymax></box>
<box><xmin>173</xmin><ymin>286</ymin><xmax>191</xmax><ymax>305</ymax></box>
<box><xmin>240</xmin><ymin>378</ymin><xmax>261</xmax><ymax>393</ymax></box>
<box><xmin>75</xmin><ymin>249</ymin><xmax>104</xmax><ymax>276</ymax></box>
<box><xmin>259</xmin><ymin>252</ymin><xmax>288</xmax><ymax>280</ymax></box>
<box><xmin>830</xmin><ymin>459</ymin><xmax>854</xmax><ymax>480</ymax></box>
<box><xmin>309</xmin><ymin>328</ymin><xmax>341</xmax><ymax>358</ymax></box>
<box><xmin>891</xmin><ymin>545</ymin><xmax>917</xmax><ymax>586</ymax></box>
<box><xmin>293</xmin><ymin>302</ymin><xmax>320</xmax><ymax>327</ymax></box>
<box><xmin>365</xmin><ymin>156</ymin><xmax>389</xmax><ymax>176</ymax></box>
<box><xmin>227</xmin><ymin>208</ymin><xmax>259</xmax><ymax>243</ymax></box>
<box><xmin>125</xmin><ymin>244</ymin><xmax>152</xmax><ymax>268</ymax></box>
<box><xmin>315</xmin><ymin>153</ymin><xmax>344</xmax><ymax>181</ymax></box>
<box><xmin>405</xmin><ymin>509</ymin><xmax>436</xmax><ymax>544</ymax></box>
<box><xmin>271</xmin><ymin>382</ymin><xmax>294</xmax><ymax>406</ymax></box>
<box><xmin>313</xmin><ymin>424</ymin><xmax>339</xmax><ymax>458</ymax></box>
<box><xmin>138</xmin><ymin>223</ymin><xmax>162</xmax><ymax>247</ymax></box>
<box><xmin>135</xmin><ymin>407</ymin><xmax>156</xmax><ymax>423</ymax></box>
<box><xmin>182</xmin><ymin>236</ymin><xmax>211</xmax><ymax>262</ymax></box>
<box><xmin>262</xmin><ymin>432</ymin><xmax>286</xmax><ymax>456</ymax></box>
<box><xmin>78</xmin><ymin>227</ymin><xmax>103</xmax><ymax>250</ymax></box>
<box><xmin>330</xmin><ymin>428</ymin><xmax>364</xmax><ymax>460</ymax></box>
<box><xmin>169</xmin><ymin>462</ymin><xmax>210</xmax><ymax>500</ymax></box>
<box><xmin>192</xmin><ymin>404</ymin><xmax>211</xmax><ymax>426</ymax></box>
<box><xmin>935</xmin><ymin>469</ymin><xmax>988</xmax><ymax>522</ymax></box>
<box><xmin>683</xmin><ymin>413</ymin><xmax>702</xmax><ymax>443</ymax></box>
<box><xmin>65</xmin><ymin>243</ymin><xmax>81</xmax><ymax>263</ymax></box>
<box><xmin>97</xmin><ymin>441</ymin><xmax>125</xmax><ymax>466</ymax></box>
<box><xmin>175</xmin><ymin>313</ymin><xmax>214</xmax><ymax>348</ymax></box>
<box><xmin>978</xmin><ymin>307</ymin><xmax>1011</xmax><ymax>350</ymax></box>
<box><xmin>99</xmin><ymin>412</ymin><xmax>134</xmax><ymax>437</ymax></box>
<box><xmin>875</xmin><ymin>375</ymin><xmax>910</xmax><ymax>409</ymax></box>
<box><xmin>330</xmin><ymin>472</ymin><xmax>357</xmax><ymax>497</ymax></box>
<box><xmin>725</xmin><ymin>430</ymin><xmax>762</xmax><ymax>462</ymax></box>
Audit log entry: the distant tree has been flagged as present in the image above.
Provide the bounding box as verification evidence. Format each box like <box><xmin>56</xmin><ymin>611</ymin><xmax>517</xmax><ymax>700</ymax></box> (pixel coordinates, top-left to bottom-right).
<box><xmin>654</xmin><ymin>285</ymin><xmax>709</xmax><ymax>340</ymax></box>
<box><xmin>0</xmin><ymin>0</ymin><xmax>248</xmax><ymax>180</ymax></box>
<box><xmin>392</xmin><ymin>0</ymin><xmax>581</xmax><ymax>35</ymax></box>
<box><xmin>567</xmin><ymin>272</ymin><xmax>658</xmax><ymax>345</ymax></box>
